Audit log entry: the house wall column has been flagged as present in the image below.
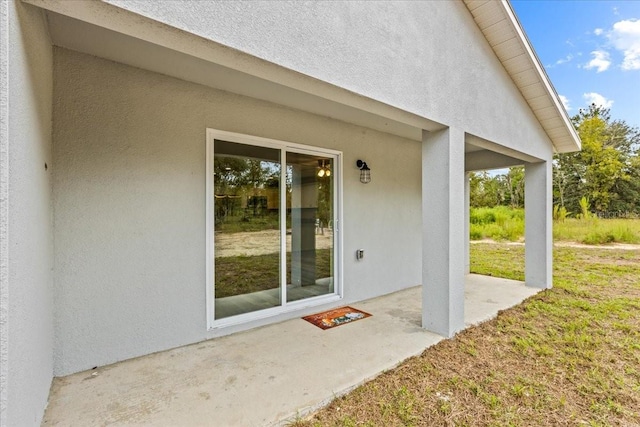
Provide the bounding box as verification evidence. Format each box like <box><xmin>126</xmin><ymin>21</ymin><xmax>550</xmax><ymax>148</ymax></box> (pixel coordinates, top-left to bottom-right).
<box><xmin>2</xmin><ymin>1</ymin><xmax>54</xmax><ymax>425</ymax></box>
<box><xmin>524</xmin><ymin>160</ymin><xmax>552</xmax><ymax>288</ymax></box>
<box><xmin>422</xmin><ymin>128</ymin><xmax>466</xmax><ymax>337</ymax></box>
<box><xmin>464</xmin><ymin>172</ymin><xmax>470</xmax><ymax>274</ymax></box>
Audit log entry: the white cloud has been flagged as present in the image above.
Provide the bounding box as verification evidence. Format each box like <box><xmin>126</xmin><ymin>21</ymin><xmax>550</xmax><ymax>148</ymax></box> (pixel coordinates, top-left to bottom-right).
<box><xmin>594</xmin><ymin>28</ymin><xmax>604</xmax><ymax>36</ymax></box>
<box><xmin>584</xmin><ymin>50</ymin><xmax>611</xmax><ymax>72</ymax></box>
<box><xmin>608</xmin><ymin>19</ymin><xmax>640</xmax><ymax>70</ymax></box>
<box><xmin>583</xmin><ymin>92</ymin><xmax>614</xmax><ymax>109</ymax></box>
<box><xmin>547</xmin><ymin>54</ymin><xmax>574</xmax><ymax>69</ymax></box>
<box><xmin>558</xmin><ymin>95</ymin><xmax>571</xmax><ymax>111</ymax></box>
<box><xmin>555</xmin><ymin>54</ymin><xmax>574</xmax><ymax>65</ymax></box>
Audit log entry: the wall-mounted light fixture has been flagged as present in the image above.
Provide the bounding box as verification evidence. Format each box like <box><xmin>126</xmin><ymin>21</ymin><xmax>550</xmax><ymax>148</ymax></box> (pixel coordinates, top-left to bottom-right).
<box><xmin>317</xmin><ymin>159</ymin><xmax>331</xmax><ymax>177</ymax></box>
<box><xmin>356</xmin><ymin>160</ymin><xmax>371</xmax><ymax>184</ymax></box>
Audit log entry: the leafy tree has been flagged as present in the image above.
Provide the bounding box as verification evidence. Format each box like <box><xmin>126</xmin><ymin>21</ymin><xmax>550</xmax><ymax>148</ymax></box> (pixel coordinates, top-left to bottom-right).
<box><xmin>214</xmin><ymin>157</ymin><xmax>251</xmax><ymax>194</ymax></box>
<box><xmin>469</xmin><ymin>168</ymin><xmax>524</xmax><ymax>209</ymax></box>
<box><xmin>553</xmin><ymin>104</ymin><xmax>640</xmax><ymax>215</ymax></box>
<box><xmin>471</xmin><ymin>106</ymin><xmax>639</xmax><ymax>214</ymax></box>
<box><xmin>503</xmin><ymin>167</ymin><xmax>525</xmax><ymax>208</ymax></box>
<box><xmin>470</xmin><ymin>171</ymin><xmax>502</xmax><ymax>207</ymax></box>
<box><xmin>610</xmin><ymin>155</ymin><xmax>640</xmax><ymax>212</ymax></box>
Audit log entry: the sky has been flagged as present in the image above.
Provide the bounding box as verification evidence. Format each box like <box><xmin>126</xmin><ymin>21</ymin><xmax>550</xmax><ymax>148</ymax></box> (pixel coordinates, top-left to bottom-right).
<box><xmin>511</xmin><ymin>0</ymin><xmax>640</xmax><ymax>128</ymax></box>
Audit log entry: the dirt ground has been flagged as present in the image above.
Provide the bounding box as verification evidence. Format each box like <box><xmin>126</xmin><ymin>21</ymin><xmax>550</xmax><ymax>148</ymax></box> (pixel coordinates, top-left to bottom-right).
<box><xmin>214</xmin><ymin>229</ymin><xmax>333</xmax><ymax>257</ymax></box>
<box><xmin>216</xmin><ymin>233</ymin><xmax>638</xmax><ymax>258</ymax></box>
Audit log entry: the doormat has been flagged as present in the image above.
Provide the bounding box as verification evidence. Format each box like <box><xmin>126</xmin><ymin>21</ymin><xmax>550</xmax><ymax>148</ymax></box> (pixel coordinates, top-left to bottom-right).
<box><xmin>302</xmin><ymin>306</ymin><xmax>371</xmax><ymax>330</ymax></box>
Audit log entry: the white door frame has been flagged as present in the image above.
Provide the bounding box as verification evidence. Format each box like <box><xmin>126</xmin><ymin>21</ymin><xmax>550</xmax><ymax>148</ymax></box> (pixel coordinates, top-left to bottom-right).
<box><xmin>205</xmin><ymin>129</ymin><xmax>344</xmax><ymax>329</ymax></box>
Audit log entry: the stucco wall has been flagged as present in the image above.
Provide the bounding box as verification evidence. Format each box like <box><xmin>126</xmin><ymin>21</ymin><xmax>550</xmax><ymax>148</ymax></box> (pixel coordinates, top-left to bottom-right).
<box><xmin>103</xmin><ymin>0</ymin><xmax>553</xmax><ymax>160</ymax></box>
<box><xmin>1</xmin><ymin>1</ymin><xmax>54</xmax><ymax>425</ymax></box>
<box><xmin>52</xmin><ymin>48</ymin><xmax>422</xmax><ymax>376</ymax></box>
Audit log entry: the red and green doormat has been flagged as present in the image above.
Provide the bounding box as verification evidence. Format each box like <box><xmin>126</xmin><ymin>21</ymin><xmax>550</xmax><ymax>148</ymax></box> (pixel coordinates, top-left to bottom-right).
<box><xmin>302</xmin><ymin>306</ymin><xmax>371</xmax><ymax>330</ymax></box>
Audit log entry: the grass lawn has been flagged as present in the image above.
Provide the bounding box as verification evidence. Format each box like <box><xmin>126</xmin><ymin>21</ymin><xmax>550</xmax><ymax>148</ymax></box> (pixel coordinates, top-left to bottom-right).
<box><xmin>469</xmin><ymin>207</ymin><xmax>640</xmax><ymax>244</ymax></box>
<box><xmin>293</xmin><ymin>243</ymin><xmax>640</xmax><ymax>426</ymax></box>
<box><xmin>215</xmin><ymin>249</ymin><xmax>332</xmax><ymax>298</ymax></box>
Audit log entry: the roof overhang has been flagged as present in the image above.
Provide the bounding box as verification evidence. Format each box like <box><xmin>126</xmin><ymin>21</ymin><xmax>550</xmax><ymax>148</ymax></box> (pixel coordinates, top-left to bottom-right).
<box><xmin>23</xmin><ymin>0</ymin><xmax>443</xmax><ymax>143</ymax></box>
<box><xmin>25</xmin><ymin>0</ymin><xmax>579</xmax><ymax>155</ymax></box>
<box><xmin>463</xmin><ymin>0</ymin><xmax>581</xmax><ymax>153</ymax></box>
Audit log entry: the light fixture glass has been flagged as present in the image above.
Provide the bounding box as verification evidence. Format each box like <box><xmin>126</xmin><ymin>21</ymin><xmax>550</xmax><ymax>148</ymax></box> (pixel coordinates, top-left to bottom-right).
<box><xmin>317</xmin><ymin>159</ymin><xmax>330</xmax><ymax>178</ymax></box>
<box><xmin>356</xmin><ymin>160</ymin><xmax>371</xmax><ymax>184</ymax></box>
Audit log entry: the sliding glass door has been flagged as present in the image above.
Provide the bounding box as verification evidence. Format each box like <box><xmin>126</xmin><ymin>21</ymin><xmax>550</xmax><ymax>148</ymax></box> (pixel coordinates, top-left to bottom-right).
<box><xmin>212</xmin><ymin>140</ymin><xmax>282</xmax><ymax>319</ymax></box>
<box><xmin>286</xmin><ymin>152</ymin><xmax>334</xmax><ymax>303</ymax></box>
<box><xmin>207</xmin><ymin>130</ymin><xmax>341</xmax><ymax>326</ymax></box>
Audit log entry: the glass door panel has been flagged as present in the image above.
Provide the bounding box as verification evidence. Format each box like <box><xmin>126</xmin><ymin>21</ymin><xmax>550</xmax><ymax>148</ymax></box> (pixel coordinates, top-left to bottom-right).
<box><xmin>213</xmin><ymin>140</ymin><xmax>281</xmax><ymax>319</ymax></box>
<box><xmin>286</xmin><ymin>152</ymin><xmax>334</xmax><ymax>302</ymax></box>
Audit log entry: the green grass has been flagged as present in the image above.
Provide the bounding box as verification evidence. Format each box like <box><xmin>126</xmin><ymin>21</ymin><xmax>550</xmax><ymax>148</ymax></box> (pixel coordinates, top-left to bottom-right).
<box><xmin>470</xmin><ymin>207</ymin><xmax>525</xmax><ymax>241</ymax></box>
<box><xmin>469</xmin><ymin>207</ymin><xmax>640</xmax><ymax>244</ymax></box>
<box><xmin>554</xmin><ymin>218</ymin><xmax>640</xmax><ymax>244</ymax></box>
<box><xmin>220</xmin><ymin>208</ymin><xmax>640</xmax><ymax>245</ymax></box>
<box><xmin>292</xmin><ymin>244</ymin><xmax>640</xmax><ymax>426</ymax></box>
<box><xmin>215</xmin><ymin>249</ymin><xmax>332</xmax><ymax>298</ymax></box>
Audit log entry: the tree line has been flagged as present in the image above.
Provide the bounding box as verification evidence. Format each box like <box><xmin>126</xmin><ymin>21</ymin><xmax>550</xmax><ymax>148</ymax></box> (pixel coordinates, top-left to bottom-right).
<box><xmin>470</xmin><ymin>104</ymin><xmax>640</xmax><ymax>217</ymax></box>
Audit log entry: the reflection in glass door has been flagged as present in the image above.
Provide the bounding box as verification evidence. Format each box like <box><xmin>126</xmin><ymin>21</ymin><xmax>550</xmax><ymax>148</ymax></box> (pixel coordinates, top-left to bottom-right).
<box><xmin>209</xmin><ymin>133</ymin><xmax>339</xmax><ymax>324</ymax></box>
<box><xmin>286</xmin><ymin>152</ymin><xmax>334</xmax><ymax>302</ymax></box>
<box><xmin>213</xmin><ymin>140</ymin><xmax>281</xmax><ymax>319</ymax></box>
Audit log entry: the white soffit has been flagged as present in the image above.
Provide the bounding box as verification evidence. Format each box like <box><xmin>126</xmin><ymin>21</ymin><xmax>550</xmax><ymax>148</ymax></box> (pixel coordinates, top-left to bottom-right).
<box><xmin>464</xmin><ymin>0</ymin><xmax>581</xmax><ymax>153</ymax></box>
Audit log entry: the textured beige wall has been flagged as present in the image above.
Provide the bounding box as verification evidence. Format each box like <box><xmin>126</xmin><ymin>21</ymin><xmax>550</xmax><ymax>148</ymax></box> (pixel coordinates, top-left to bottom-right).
<box><xmin>105</xmin><ymin>0</ymin><xmax>553</xmax><ymax>160</ymax></box>
<box><xmin>2</xmin><ymin>1</ymin><xmax>54</xmax><ymax>425</ymax></box>
<box><xmin>53</xmin><ymin>48</ymin><xmax>422</xmax><ymax>375</ymax></box>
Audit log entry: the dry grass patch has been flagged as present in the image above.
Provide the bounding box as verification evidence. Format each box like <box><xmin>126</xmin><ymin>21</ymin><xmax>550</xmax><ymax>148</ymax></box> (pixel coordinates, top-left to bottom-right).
<box><xmin>291</xmin><ymin>244</ymin><xmax>640</xmax><ymax>426</ymax></box>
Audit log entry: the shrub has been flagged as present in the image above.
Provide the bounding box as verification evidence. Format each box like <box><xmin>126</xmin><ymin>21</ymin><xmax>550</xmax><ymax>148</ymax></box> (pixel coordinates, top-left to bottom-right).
<box><xmin>579</xmin><ymin>224</ymin><xmax>640</xmax><ymax>245</ymax></box>
<box><xmin>493</xmin><ymin>209</ymin><xmax>511</xmax><ymax>226</ymax></box>
<box><xmin>582</xmin><ymin>231</ymin><xmax>615</xmax><ymax>245</ymax></box>
<box><xmin>469</xmin><ymin>207</ymin><xmax>640</xmax><ymax>244</ymax></box>
<box><xmin>502</xmin><ymin>220</ymin><xmax>525</xmax><ymax>241</ymax></box>
<box><xmin>576</xmin><ymin>197</ymin><xmax>593</xmax><ymax>220</ymax></box>
<box><xmin>469</xmin><ymin>207</ymin><xmax>525</xmax><ymax>241</ymax></box>
<box><xmin>469</xmin><ymin>224</ymin><xmax>484</xmax><ymax>240</ymax></box>
<box><xmin>553</xmin><ymin>205</ymin><xmax>570</xmax><ymax>222</ymax></box>
<box><xmin>470</xmin><ymin>208</ymin><xmax>496</xmax><ymax>225</ymax></box>
<box><xmin>612</xmin><ymin>226</ymin><xmax>640</xmax><ymax>244</ymax></box>
<box><xmin>484</xmin><ymin>223</ymin><xmax>506</xmax><ymax>240</ymax></box>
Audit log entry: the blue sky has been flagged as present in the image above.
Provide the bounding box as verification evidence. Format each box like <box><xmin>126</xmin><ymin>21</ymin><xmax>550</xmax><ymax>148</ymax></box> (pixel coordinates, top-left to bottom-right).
<box><xmin>511</xmin><ymin>0</ymin><xmax>640</xmax><ymax>128</ymax></box>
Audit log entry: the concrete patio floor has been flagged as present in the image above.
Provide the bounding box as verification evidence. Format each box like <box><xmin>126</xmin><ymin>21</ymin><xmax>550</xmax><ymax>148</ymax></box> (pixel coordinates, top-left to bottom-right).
<box><xmin>42</xmin><ymin>274</ymin><xmax>540</xmax><ymax>426</ymax></box>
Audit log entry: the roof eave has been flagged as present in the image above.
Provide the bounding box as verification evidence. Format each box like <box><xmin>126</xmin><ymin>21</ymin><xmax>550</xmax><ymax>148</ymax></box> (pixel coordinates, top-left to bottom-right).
<box><xmin>464</xmin><ymin>0</ymin><xmax>581</xmax><ymax>154</ymax></box>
